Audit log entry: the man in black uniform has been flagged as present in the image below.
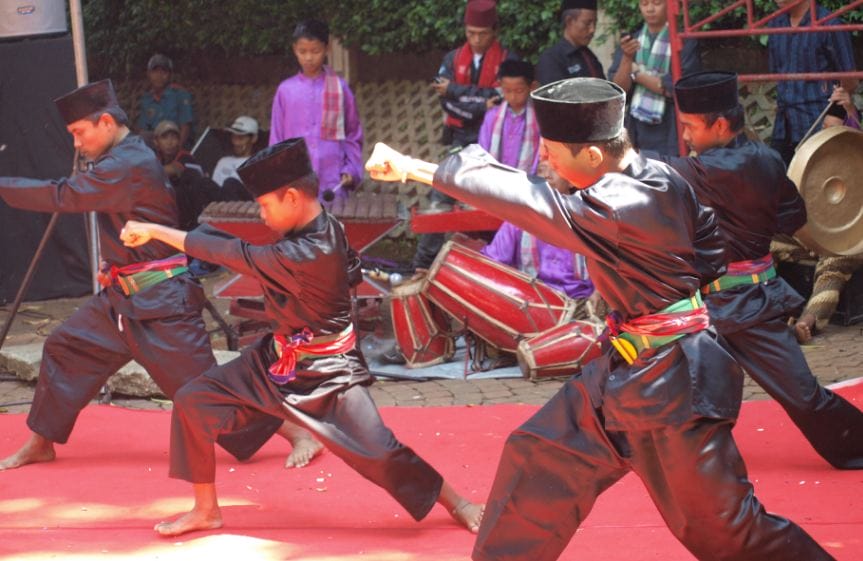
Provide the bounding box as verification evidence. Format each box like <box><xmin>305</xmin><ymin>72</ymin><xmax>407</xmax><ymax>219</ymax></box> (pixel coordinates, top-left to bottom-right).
<box><xmin>536</xmin><ymin>0</ymin><xmax>604</xmax><ymax>85</ymax></box>
<box><xmin>367</xmin><ymin>78</ymin><xmax>835</xmax><ymax>560</ymax></box>
<box><xmin>0</xmin><ymin>80</ymin><xmax>281</xmax><ymax>472</ymax></box>
<box><xmin>120</xmin><ymin>138</ymin><xmax>484</xmax><ymax>537</ymax></box>
<box><xmin>650</xmin><ymin>71</ymin><xmax>863</xmax><ymax>469</ymax></box>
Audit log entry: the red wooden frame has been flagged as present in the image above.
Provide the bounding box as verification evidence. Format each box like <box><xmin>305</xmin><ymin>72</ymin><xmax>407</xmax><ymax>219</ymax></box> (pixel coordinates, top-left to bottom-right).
<box><xmin>667</xmin><ymin>0</ymin><xmax>863</xmax><ymax>154</ymax></box>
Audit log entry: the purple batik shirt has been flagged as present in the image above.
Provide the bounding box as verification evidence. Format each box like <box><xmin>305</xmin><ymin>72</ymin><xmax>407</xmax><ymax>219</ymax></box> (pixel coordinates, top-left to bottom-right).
<box><xmin>478</xmin><ymin>104</ymin><xmax>540</xmax><ymax>174</ymax></box>
<box><xmin>269</xmin><ymin>72</ymin><xmax>364</xmax><ymax>200</ymax></box>
<box><xmin>481</xmin><ymin>222</ymin><xmax>594</xmax><ymax>300</ymax></box>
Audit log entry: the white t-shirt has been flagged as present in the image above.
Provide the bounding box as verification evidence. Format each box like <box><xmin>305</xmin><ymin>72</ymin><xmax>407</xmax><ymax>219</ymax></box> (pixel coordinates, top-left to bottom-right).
<box><xmin>212</xmin><ymin>155</ymin><xmax>250</xmax><ymax>187</ymax></box>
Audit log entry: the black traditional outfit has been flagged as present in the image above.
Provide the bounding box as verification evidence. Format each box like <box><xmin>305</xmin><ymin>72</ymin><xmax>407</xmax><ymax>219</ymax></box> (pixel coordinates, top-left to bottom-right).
<box><xmin>431</xmin><ymin>79</ymin><xmax>834</xmax><ymax>560</ymax></box>
<box><xmin>168</xmin><ymin>138</ymin><xmax>443</xmax><ymax>521</ymax></box>
<box><xmin>0</xmin><ymin>80</ymin><xmax>278</xmax><ymax>457</ymax></box>
<box><xmin>652</xmin><ymin>71</ymin><xmax>863</xmax><ymax>470</ymax></box>
<box><xmin>536</xmin><ymin>0</ymin><xmax>604</xmax><ymax>86</ymax></box>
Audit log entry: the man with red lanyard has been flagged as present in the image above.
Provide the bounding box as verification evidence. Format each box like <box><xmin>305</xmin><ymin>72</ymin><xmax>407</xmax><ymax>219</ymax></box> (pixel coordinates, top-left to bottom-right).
<box><xmin>0</xmin><ymin>80</ymin><xmax>281</xmax><ymax>471</ymax></box>
<box><xmin>650</xmin><ymin>71</ymin><xmax>863</xmax><ymax>470</ymax></box>
<box><xmin>413</xmin><ymin>0</ymin><xmax>520</xmax><ymax>272</ymax></box>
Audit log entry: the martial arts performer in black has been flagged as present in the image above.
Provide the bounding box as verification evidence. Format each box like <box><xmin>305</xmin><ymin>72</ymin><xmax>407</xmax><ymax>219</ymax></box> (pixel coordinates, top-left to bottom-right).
<box><xmin>367</xmin><ymin>78</ymin><xmax>835</xmax><ymax>560</ymax></box>
<box><xmin>650</xmin><ymin>71</ymin><xmax>863</xmax><ymax>470</ymax></box>
<box><xmin>0</xmin><ymin>80</ymin><xmax>282</xmax><ymax>471</ymax></box>
<box><xmin>120</xmin><ymin>137</ymin><xmax>484</xmax><ymax>537</ymax></box>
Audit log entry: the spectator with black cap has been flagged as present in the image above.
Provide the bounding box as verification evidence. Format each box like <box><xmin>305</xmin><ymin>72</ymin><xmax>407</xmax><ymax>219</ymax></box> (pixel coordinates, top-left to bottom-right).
<box><xmin>136</xmin><ymin>53</ymin><xmax>196</xmax><ymax>149</ymax></box>
<box><xmin>536</xmin><ymin>0</ymin><xmax>604</xmax><ymax>86</ymax></box>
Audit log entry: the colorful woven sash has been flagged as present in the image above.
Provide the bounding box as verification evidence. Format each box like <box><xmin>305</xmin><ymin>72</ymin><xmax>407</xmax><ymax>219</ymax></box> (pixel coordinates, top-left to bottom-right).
<box><xmin>99</xmin><ymin>254</ymin><xmax>188</xmax><ymax>296</ymax></box>
<box><xmin>607</xmin><ymin>292</ymin><xmax>710</xmax><ymax>364</ymax></box>
<box><xmin>702</xmin><ymin>254</ymin><xmax>776</xmax><ymax>295</ymax></box>
<box><xmin>268</xmin><ymin>324</ymin><xmax>356</xmax><ymax>384</ymax></box>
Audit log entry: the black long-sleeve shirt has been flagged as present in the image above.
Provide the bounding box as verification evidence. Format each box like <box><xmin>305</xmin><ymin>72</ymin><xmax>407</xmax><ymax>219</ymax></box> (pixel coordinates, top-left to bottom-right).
<box><xmin>0</xmin><ymin>134</ymin><xmax>179</xmax><ymax>267</ymax></box>
<box><xmin>433</xmin><ymin>145</ymin><xmax>739</xmax><ymax>430</ymax></box>
<box><xmin>0</xmin><ymin>133</ymin><xmax>204</xmax><ymax>320</ymax></box>
<box><xmin>650</xmin><ymin>134</ymin><xmax>806</xmax><ymax>264</ymax></box>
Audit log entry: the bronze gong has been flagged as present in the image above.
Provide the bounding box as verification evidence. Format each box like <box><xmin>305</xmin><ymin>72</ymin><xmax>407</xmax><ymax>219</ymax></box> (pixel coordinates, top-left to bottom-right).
<box><xmin>788</xmin><ymin>126</ymin><xmax>863</xmax><ymax>256</ymax></box>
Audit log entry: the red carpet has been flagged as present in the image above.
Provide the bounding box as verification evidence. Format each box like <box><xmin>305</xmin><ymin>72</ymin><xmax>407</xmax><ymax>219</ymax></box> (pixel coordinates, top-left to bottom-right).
<box><xmin>0</xmin><ymin>381</ymin><xmax>861</xmax><ymax>561</ymax></box>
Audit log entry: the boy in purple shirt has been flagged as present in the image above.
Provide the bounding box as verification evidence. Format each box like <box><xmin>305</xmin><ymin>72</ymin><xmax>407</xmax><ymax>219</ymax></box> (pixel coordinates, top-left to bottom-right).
<box><xmin>477</xmin><ymin>59</ymin><xmax>540</xmax><ymax>174</ymax></box>
<box><xmin>479</xmin><ymin>61</ymin><xmax>593</xmax><ymax>303</ymax></box>
<box><xmin>269</xmin><ymin>19</ymin><xmax>363</xmax><ymax>202</ymax></box>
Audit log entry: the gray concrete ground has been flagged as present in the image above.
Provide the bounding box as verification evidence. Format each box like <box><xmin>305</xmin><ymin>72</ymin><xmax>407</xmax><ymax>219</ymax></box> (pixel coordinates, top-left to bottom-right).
<box><xmin>2</xmin><ymin>271</ymin><xmax>862</xmax><ymax>415</ymax></box>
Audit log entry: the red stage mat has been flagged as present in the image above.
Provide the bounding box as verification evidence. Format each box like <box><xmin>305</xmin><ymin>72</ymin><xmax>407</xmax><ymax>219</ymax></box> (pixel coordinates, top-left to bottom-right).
<box><xmin>0</xmin><ymin>381</ymin><xmax>861</xmax><ymax>560</ymax></box>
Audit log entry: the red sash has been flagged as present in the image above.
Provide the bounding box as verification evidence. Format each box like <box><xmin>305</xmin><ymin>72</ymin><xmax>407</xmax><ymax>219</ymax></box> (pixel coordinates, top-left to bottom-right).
<box><xmin>268</xmin><ymin>325</ymin><xmax>357</xmax><ymax>384</ymax></box>
<box><xmin>445</xmin><ymin>40</ymin><xmax>507</xmax><ymax>129</ymax></box>
<box><xmin>726</xmin><ymin>254</ymin><xmax>773</xmax><ymax>276</ymax></box>
<box><xmin>97</xmin><ymin>254</ymin><xmax>188</xmax><ymax>288</ymax></box>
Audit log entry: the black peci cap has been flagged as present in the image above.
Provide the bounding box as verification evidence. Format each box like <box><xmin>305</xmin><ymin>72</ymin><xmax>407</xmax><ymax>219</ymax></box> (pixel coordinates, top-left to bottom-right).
<box><xmin>531</xmin><ymin>78</ymin><xmax>626</xmax><ymax>143</ymax></box>
<box><xmin>237</xmin><ymin>138</ymin><xmax>314</xmax><ymax>198</ymax></box>
<box><xmin>674</xmin><ymin>71</ymin><xmax>739</xmax><ymax>114</ymax></box>
<box><xmin>54</xmin><ymin>79</ymin><xmax>123</xmax><ymax>125</ymax></box>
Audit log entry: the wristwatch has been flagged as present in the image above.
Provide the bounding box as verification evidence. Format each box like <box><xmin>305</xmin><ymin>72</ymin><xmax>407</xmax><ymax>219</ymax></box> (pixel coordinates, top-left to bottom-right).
<box><xmin>629</xmin><ymin>64</ymin><xmax>641</xmax><ymax>83</ymax></box>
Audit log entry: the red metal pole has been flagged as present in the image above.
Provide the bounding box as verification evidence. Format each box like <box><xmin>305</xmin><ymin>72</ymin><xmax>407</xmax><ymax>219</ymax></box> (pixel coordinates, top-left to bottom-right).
<box><xmin>667</xmin><ymin>0</ymin><xmax>686</xmax><ymax>156</ymax></box>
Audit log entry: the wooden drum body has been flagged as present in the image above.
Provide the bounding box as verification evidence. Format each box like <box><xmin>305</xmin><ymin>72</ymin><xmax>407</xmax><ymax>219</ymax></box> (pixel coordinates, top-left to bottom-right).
<box><xmin>425</xmin><ymin>241</ymin><xmax>577</xmax><ymax>353</ymax></box>
<box><xmin>390</xmin><ymin>276</ymin><xmax>455</xmax><ymax>368</ymax></box>
<box><xmin>516</xmin><ymin>320</ymin><xmax>603</xmax><ymax>380</ymax></box>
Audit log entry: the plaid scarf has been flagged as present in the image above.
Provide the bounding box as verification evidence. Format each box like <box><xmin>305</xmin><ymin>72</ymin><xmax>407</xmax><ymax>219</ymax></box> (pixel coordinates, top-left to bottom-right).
<box><xmin>321</xmin><ymin>65</ymin><xmax>346</xmax><ymax>141</ymax></box>
<box><xmin>630</xmin><ymin>24</ymin><xmax>671</xmax><ymax>125</ymax></box>
<box><xmin>488</xmin><ymin>101</ymin><xmax>539</xmax><ymax>172</ymax></box>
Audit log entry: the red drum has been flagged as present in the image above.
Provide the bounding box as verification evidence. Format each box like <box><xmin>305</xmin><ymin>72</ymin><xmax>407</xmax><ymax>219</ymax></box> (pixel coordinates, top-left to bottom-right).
<box><xmin>390</xmin><ymin>276</ymin><xmax>455</xmax><ymax>368</ymax></box>
<box><xmin>517</xmin><ymin>320</ymin><xmax>603</xmax><ymax>380</ymax></box>
<box><xmin>426</xmin><ymin>241</ymin><xmax>577</xmax><ymax>352</ymax></box>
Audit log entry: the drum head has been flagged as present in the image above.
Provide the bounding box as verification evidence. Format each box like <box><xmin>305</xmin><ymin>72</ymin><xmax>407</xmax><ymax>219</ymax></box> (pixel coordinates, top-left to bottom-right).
<box><xmin>788</xmin><ymin>126</ymin><xmax>863</xmax><ymax>256</ymax></box>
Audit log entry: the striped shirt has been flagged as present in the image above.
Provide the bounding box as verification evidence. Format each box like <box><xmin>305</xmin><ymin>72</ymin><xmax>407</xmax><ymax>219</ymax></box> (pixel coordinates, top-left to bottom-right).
<box><xmin>768</xmin><ymin>5</ymin><xmax>856</xmax><ymax>143</ymax></box>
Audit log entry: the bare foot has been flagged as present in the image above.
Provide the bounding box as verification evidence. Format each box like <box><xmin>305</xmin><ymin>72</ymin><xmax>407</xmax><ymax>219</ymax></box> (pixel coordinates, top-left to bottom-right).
<box><xmin>277</xmin><ymin>420</ymin><xmax>324</xmax><ymax>469</ymax></box>
<box><xmin>450</xmin><ymin>500</ymin><xmax>485</xmax><ymax>533</ymax></box>
<box><xmin>0</xmin><ymin>434</ymin><xmax>56</xmax><ymax>471</ymax></box>
<box><xmin>284</xmin><ymin>436</ymin><xmax>324</xmax><ymax>468</ymax></box>
<box><xmin>154</xmin><ymin>508</ymin><xmax>223</xmax><ymax>537</ymax></box>
<box><xmin>794</xmin><ymin>313</ymin><xmax>816</xmax><ymax>344</ymax></box>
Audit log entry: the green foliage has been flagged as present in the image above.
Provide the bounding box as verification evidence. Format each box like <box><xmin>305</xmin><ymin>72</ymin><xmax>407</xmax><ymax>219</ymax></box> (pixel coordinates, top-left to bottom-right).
<box><xmin>82</xmin><ymin>0</ymin><xmax>321</xmax><ymax>75</ymax></box>
<box><xmin>328</xmin><ymin>0</ymin><xmax>562</xmax><ymax>61</ymax></box>
<box><xmin>599</xmin><ymin>0</ymin><xmax>861</xmax><ymax>46</ymax></box>
<box><xmin>81</xmin><ymin>0</ymin><xmax>860</xmax><ymax>77</ymax></box>
<box><xmin>82</xmin><ymin>0</ymin><xmax>563</xmax><ymax>76</ymax></box>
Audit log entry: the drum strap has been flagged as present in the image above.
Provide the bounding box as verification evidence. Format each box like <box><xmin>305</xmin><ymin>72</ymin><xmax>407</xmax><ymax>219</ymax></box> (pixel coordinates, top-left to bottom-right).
<box><xmin>269</xmin><ymin>324</ymin><xmax>356</xmax><ymax>384</ymax></box>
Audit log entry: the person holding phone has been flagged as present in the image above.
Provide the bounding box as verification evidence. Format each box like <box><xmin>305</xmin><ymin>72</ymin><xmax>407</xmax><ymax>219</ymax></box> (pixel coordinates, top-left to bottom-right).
<box><xmin>609</xmin><ymin>0</ymin><xmax>701</xmax><ymax>156</ymax></box>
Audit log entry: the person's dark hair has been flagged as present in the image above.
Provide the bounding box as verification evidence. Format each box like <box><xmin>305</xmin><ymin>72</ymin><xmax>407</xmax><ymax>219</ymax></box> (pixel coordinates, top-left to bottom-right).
<box><xmin>498</xmin><ymin>59</ymin><xmax>535</xmax><ymax>83</ymax></box>
<box><xmin>703</xmin><ymin>104</ymin><xmax>745</xmax><ymax>133</ymax></box>
<box><xmin>562</xmin><ymin>8</ymin><xmax>582</xmax><ymax>25</ymax></box>
<box><xmin>85</xmin><ymin>107</ymin><xmax>129</xmax><ymax>127</ymax></box>
<box><xmin>565</xmin><ymin>130</ymin><xmax>631</xmax><ymax>159</ymax></box>
<box><xmin>292</xmin><ymin>19</ymin><xmax>329</xmax><ymax>45</ymax></box>
<box><xmin>276</xmin><ymin>171</ymin><xmax>319</xmax><ymax>199</ymax></box>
